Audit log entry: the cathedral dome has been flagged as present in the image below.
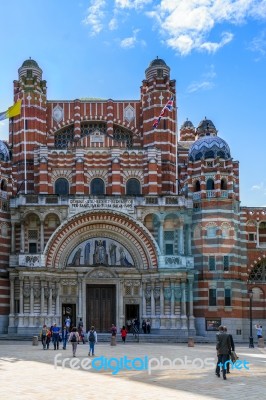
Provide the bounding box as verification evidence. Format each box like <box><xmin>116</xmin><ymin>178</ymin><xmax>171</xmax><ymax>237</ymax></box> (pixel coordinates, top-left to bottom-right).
<box><xmin>0</xmin><ymin>141</ymin><xmax>10</xmax><ymax>162</ymax></box>
<box><xmin>148</xmin><ymin>58</ymin><xmax>167</xmax><ymax>68</ymax></box>
<box><xmin>188</xmin><ymin>135</ymin><xmax>231</xmax><ymax>162</ymax></box>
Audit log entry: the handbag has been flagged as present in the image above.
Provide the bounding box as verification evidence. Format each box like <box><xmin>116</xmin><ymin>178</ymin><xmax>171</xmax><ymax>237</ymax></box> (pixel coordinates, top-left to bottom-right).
<box><xmin>230</xmin><ymin>351</ymin><xmax>238</xmax><ymax>363</ymax></box>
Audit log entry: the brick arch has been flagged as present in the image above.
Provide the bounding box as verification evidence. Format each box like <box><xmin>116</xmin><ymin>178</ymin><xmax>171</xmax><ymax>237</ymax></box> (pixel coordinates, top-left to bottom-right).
<box><xmin>44</xmin><ymin>210</ymin><xmax>159</xmax><ymax>269</ymax></box>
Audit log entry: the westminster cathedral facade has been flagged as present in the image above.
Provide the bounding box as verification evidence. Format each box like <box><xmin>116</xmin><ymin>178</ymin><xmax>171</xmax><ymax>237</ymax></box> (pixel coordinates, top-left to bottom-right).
<box><xmin>0</xmin><ymin>58</ymin><xmax>265</xmax><ymax>339</ymax></box>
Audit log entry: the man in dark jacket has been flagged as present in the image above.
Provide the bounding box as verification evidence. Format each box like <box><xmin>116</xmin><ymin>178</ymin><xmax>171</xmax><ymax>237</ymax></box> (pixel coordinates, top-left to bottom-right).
<box><xmin>216</xmin><ymin>325</ymin><xmax>231</xmax><ymax>380</ymax></box>
<box><xmin>224</xmin><ymin>326</ymin><xmax>235</xmax><ymax>373</ymax></box>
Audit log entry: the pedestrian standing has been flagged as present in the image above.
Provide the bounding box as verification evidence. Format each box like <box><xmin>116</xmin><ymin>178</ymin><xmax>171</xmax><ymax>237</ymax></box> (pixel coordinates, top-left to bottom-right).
<box><xmin>255</xmin><ymin>324</ymin><xmax>263</xmax><ymax>339</ymax></box>
<box><xmin>87</xmin><ymin>326</ymin><xmax>97</xmax><ymax>356</ymax></box>
<box><xmin>121</xmin><ymin>326</ymin><xmax>128</xmax><ymax>343</ymax></box>
<box><xmin>68</xmin><ymin>327</ymin><xmax>79</xmax><ymax>357</ymax></box>
<box><xmin>146</xmin><ymin>319</ymin><xmax>151</xmax><ymax>334</ymax></box>
<box><xmin>52</xmin><ymin>323</ymin><xmax>61</xmax><ymax>350</ymax></box>
<box><xmin>40</xmin><ymin>324</ymin><xmax>47</xmax><ymax>350</ymax></box>
<box><xmin>62</xmin><ymin>326</ymin><xmax>68</xmax><ymax>350</ymax></box>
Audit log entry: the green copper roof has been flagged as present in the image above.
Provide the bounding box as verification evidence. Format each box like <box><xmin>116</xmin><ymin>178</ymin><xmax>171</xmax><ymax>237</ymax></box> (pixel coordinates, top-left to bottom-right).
<box><xmin>21</xmin><ymin>58</ymin><xmax>40</xmax><ymax>69</ymax></box>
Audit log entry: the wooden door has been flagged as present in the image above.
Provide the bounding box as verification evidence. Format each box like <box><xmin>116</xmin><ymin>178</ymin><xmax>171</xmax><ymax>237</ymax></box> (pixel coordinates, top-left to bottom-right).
<box><xmin>86</xmin><ymin>285</ymin><xmax>116</xmax><ymax>332</ymax></box>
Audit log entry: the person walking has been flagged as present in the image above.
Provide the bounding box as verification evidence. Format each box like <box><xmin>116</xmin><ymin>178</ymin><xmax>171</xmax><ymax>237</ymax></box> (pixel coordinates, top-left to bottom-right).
<box><xmin>68</xmin><ymin>327</ymin><xmax>79</xmax><ymax>357</ymax></box>
<box><xmin>110</xmin><ymin>323</ymin><xmax>117</xmax><ymax>346</ymax></box>
<box><xmin>40</xmin><ymin>324</ymin><xmax>48</xmax><ymax>350</ymax></box>
<box><xmin>142</xmin><ymin>320</ymin><xmax>147</xmax><ymax>334</ymax></box>
<box><xmin>146</xmin><ymin>319</ymin><xmax>151</xmax><ymax>334</ymax></box>
<box><xmin>65</xmin><ymin>316</ymin><xmax>71</xmax><ymax>332</ymax></box>
<box><xmin>215</xmin><ymin>325</ymin><xmax>231</xmax><ymax>380</ymax></box>
<box><xmin>121</xmin><ymin>326</ymin><xmax>128</xmax><ymax>344</ymax></box>
<box><xmin>87</xmin><ymin>326</ymin><xmax>97</xmax><ymax>356</ymax></box>
<box><xmin>223</xmin><ymin>326</ymin><xmax>235</xmax><ymax>373</ymax></box>
<box><xmin>52</xmin><ymin>323</ymin><xmax>61</xmax><ymax>350</ymax></box>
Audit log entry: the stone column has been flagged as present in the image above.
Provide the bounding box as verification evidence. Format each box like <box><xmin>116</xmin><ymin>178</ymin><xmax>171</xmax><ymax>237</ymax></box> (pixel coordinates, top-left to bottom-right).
<box><xmin>119</xmin><ymin>280</ymin><xmax>124</xmax><ymax>329</ymax></box>
<box><xmin>11</xmin><ymin>222</ymin><xmax>15</xmax><ymax>253</ymax></box>
<box><xmin>158</xmin><ymin>221</ymin><xmax>164</xmax><ymax>252</ymax></box>
<box><xmin>20</xmin><ymin>221</ymin><xmax>25</xmax><ymax>253</ymax></box>
<box><xmin>142</xmin><ymin>281</ymin><xmax>146</xmax><ymax>318</ymax></box>
<box><xmin>40</xmin><ymin>220</ymin><xmax>44</xmax><ymax>252</ymax></box>
<box><xmin>48</xmin><ymin>282</ymin><xmax>53</xmax><ymax>316</ymax></box>
<box><xmin>160</xmin><ymin>279</ymin><xmax>164</xmax><ymax>318</ymax></box>
<box><xmin>170</xmin><ymin>280</ymin><xmax>175</xmax><ymax>328</ymax></box>
<box><xmin>178</xmin><ymin>222</ymin><xmax>184</xmax><ymax>255</ymax></box>
<box><xmin>9</xmin><ymin>276</ymin><xmax>15</xmax><ymax>328</ymax></box>
<box><xmin>151</xmin><ymin>281</ymin><xmax>155</xmax><ymax>318</ymax></box>
<box><xmin>257</xmin><ymin>222</ymin><xmax>260</xmax><ymax>247</ymax></box>
<box><xmin>78</xmin><ymin>276</ymin><xmax>82</xmax><ymax>318</ymax></box>
<box><xmin>18</xmin><ymin>275</ymin><xmax>24</xmax><ymax>327</ymax></box>
<box><xmin>187</xmin><ymin>224</ymin><xmax>192</xmax><ymax>255</ymax></box>
<box><xmin>40</xmin><ymin>280</ymin><xmax>45</xmax><ymax>315</ymax></box>
<box><xmin>55</xmin><ymin>281</ymin><xmax>60</xmax><ymax>318</ymax></box>
<box><xmin>188</xmin><ymin>277</ymin><xmax>195</xmax><ymax>331</ymax></box>
<box><xmin>180</xmin><ymin>280</ymin><xmax>188</xmax><ymax>330</ymax></box>
<box><xmin>29</xmin><ymin>277</ymin><xmax>34</xmax><ymax>326</ymax></box>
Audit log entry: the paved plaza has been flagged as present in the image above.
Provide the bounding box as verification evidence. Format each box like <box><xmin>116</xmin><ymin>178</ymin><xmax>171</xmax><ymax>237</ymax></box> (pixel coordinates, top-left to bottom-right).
<box><xmin>0</xmin><ymin>339</ymin><xmax>265</xmax><ymax>399</ymax></box>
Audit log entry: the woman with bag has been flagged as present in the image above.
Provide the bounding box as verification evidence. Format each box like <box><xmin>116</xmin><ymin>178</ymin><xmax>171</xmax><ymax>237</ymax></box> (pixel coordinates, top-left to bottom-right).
<box><xmin>68</xmin><ymin>327</ymin><xmax>79</xmax><ymax>357</ymax></box>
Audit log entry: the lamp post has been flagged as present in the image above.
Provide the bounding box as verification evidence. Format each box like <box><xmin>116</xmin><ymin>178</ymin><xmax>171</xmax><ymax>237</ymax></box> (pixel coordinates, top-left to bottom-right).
<box><xmin>248</xmin><ymin>289</ymin><xmax>254</xmax><ymax>348</ymax></box>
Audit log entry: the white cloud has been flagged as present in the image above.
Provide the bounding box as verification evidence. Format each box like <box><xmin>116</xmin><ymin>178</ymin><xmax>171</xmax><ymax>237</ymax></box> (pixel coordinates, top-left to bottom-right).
<box><xmin>249</xmin><ymin>30</ymin><xmax>266</xmax><ymax>57</ymax></box>
<box><xmin>251</xmin><ymin>182</ymin><xmax>266</xmax><ymax>192</ymax></box>
<box><xmin>82</xmin><ymin>0</ymin><xmax>106</xmax><ymax>35</ymax></box>
<box><xmin>115</xmin><ymin>0</ymin><xmax>152</xmax><ymax>9</ymax></box>
<box><xmin>109</xmin><ymin>17</ymin><xmax>118</xmax><ymax>30</ymax></box>
<box><xmin>120</xmin><ymin>29</ymin><xmax>144</xmax><ymax>48</ymax></box>
<box><xmin>187</xmin><ymin>65</ymin><xmax>217</xmax><ymax>93</ymax></box>
<box><xmin>146</xmin><ymin>0</ymin><xmax>266</xmax><ymax>55</ymax></box>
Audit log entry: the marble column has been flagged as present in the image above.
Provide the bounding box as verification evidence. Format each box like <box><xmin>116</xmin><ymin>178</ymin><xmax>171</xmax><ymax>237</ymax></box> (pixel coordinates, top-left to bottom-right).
<box><xmin>178</xmin><ymin>223</ymin><xmax>184</xmax><ymax>255</ymax></box>
<box><xmin>187</xmin><ymin>224</ymin><xmax>192</xmax><ymax>255</ymax></box>
<box><xmin>29</xmin><ymin>278</ymin><xmax>34</xmax><ymax>325</ymax></box>
<box><xmin>55</xmin><ymin>281</ymin><xmax>60</xmax><ymax>319</ymax></box>
<box><xmin>78</xmin><ymin>277</ymin><xmax>82</xmax><ymax>318</ymax></box>
<box><xmin>158</xmin><ymin>221</ymin><xmax>164</xmax><ymax>252</ymax></box>
<box><xmin>40</xmin><ymin>220</ymin><xmax>44</xmax><ymax>252</ymax></box>
<box><xmin>160</xmin><ymin>279</ymin><xmax>164</xmax><ymax>318</ymax></box>
<box><xmin>9</xmin><ymin>276</ymin><xmax>15</xmax><ymax>327</ymax></box>
<box><xmin>20</xmin><ymin>221</ymin><xmax>25</xmax><ymax>253</ymax></box>
<box><xmin>170</xmin><ymin>280</ymin><xmax>175</xmax><ymax>329</ymax></box>
<box><xmin>142</xmin><ymin>281</ymin><xmax>146</xmax><ymax>318</ymax></box>
<box><xmin>18</xmin><ymin>275</ymin><xmax>24</xmax><ymax>327</ymax></box>
<box><xmin>180</xmin><ymin>281</ymin><xmax>188</xmax><ymax>329</ymax></box>
<box><xmin>256</xmin><ymin>223</ymin><xmax>259</xmax><ymax>247</ymax></box>
<box><xmin>48</xmin><ymin>282</ymin><xmax>53</xmax><ymax>316</ymax></box>
<box><xmin>119</xmin><ymin>280</ymin><xmax>124</xmax><ymax>328</ymax></box>
<box><xmin>40</xmin><ymin>280</ymin><xmax>45</xmax><ymax>315</ymax></box>
<box><xmin>188</xmin><ymin>277</ymin><xmax>195</xmax><ymax>331</ymax></box>
<box><xmin>11</xmin><ymin>222</ymin><xmax>15</xmax><ymax>253</ymax></box>
<box><xmin>151</xmin><ymin>281</ymin><xmax>155</xmax><ymax>318</ymax></box>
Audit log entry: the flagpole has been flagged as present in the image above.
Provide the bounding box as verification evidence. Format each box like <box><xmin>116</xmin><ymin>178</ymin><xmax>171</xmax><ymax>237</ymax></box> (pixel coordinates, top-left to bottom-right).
<box><xmin>23</xmin><ymin>92</ymin><xmax>27</xmax><ymax>194</ymax></box>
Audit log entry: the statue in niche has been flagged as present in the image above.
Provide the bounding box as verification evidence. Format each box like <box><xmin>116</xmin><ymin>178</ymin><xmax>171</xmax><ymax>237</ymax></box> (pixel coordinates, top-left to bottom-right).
<box><xmin>72</xmin><ymin>248</ymin><xmax>82</xmax><ymax>266</ymax></box>
<box><xmin>119</xmin><ymin>246</ymin><xmax>133</xmax><ymax>267</ymax></box>
<box><xmin>84</xmin><ymin>242</ymin><xmax>90</xmax><ymax>265</ymax></box>
<box><xmin>94</xmin><ymin>240</ymin><xmax>107</xmax><ymax>265</ymax></box>
<box><xmin>109</xmin><ymin>242</ymin><xmax>117</xmax><ymax>265</ymax></box>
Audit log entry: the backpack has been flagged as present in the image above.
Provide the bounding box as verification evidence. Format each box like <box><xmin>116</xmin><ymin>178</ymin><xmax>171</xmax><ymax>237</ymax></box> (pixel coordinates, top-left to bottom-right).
<box><xmin>89</xmin><ymin>331</ymin><xmax>95</xmax><ymax>342</ymax></box>
<box><xmin>71</xmin><ymin>333</ymin><xmax>77</xmax><ymax>342</ymax></box>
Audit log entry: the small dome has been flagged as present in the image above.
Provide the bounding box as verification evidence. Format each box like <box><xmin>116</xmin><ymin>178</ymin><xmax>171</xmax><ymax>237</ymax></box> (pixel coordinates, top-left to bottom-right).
<box><xmin>21</xmin><ymin>58</ymin><xmax>40</xmax><ymax>69</ymax></box>
<box><xmin>181</xmin><ymin>119</ymin><xmax>194</xmax><ymax>130</ymax></box>
<box><xmin>0</xmin><ymin>141</ymin><xmax>10</xmax><ymax>162</ymax></box>
<box><xmin>149</xmin><ymin>58</ymin><xmax>167</xmax><ymax>68</ymax></box>
<box><xmin>196</xmin><ymin>118</ymin><xmax>217</xmax><ymax>137</ymax></box>
<box><xmin>18</xmin><ymin>58</ymin><xmax>42</xmax><ymax>80</ymax></box>
<box><xmin>145</xmin><ymin>57</ymin><xmax>170</xmax><ymax>80</ymax></box>
<box><xmin>188</xmin><ymin>135</ymin><xmax>231</xmax><ymax>162</ymax></box>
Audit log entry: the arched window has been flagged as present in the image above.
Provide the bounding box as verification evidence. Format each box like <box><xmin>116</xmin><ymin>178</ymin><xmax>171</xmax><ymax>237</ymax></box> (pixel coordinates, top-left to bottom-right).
<box><xmin>55</xmin><ymin>178</ymin><xmax>69</xmax><ymax>195</ymax></box>
<box><xmin>206</xmin><ymin>178</ymin><xmax>214</xmax><ymax>190</ymax></box>
<box><xmin>126</xmin><ymin>178</ymin><xmax>141</xmax><ymax>195</ymax></box>
<box><xmin>1</xmin><ymin>179</ymin><xmax>7</xmax><ymax>191</ymax></box>
<box><xmin>91</xmin><ymin>178</ymin><xmax>105</xmax><ymax>195</ymax></box>
<box><xmin>194</xmin><ymin>180</ymin><xmax>201</xmax><ymax>192</ymax></box>
<box><xmin>221</xmin><ymin>178</ymin><xmax>227</xmax><ymax>190</ymax></box>
<box><xmin>205</xmin><ymin>150</ymin><xmax>214</xmax><ymax>159</ymax></box>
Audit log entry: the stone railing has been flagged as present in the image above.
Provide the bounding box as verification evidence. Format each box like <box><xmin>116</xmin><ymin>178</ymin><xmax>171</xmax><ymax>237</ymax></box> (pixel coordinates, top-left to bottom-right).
<box><xmin>159</xmin><ymin>255</ymin><xmax>194</xmax><ymax>269</ymax></box>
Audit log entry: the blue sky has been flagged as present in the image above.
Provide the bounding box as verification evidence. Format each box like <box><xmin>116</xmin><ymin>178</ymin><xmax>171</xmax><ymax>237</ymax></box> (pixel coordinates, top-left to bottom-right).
<box><xmin>0</xmin><ymin>0</ymin><xmax>266</xmax><ymax>207</ymax></box>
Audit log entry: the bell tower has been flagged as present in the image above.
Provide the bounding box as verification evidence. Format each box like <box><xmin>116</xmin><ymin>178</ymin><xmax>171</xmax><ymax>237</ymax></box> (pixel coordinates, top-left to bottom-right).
<box><xmin>141</xmin><ymin>58</ymin><xmax>177</xmax><ymax>194</ymax></box>
<box><xmin>11</xmin><ymin>58</ymin><xmax>47</xmax><ymax>194</ymax></box>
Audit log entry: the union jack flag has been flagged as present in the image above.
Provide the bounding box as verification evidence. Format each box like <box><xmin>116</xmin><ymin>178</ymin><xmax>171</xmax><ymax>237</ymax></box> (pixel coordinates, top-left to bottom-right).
<box><xmin>153</xmin><ymin>96</ymin><xmax>174</xmax><ymax>129</ymax></box>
